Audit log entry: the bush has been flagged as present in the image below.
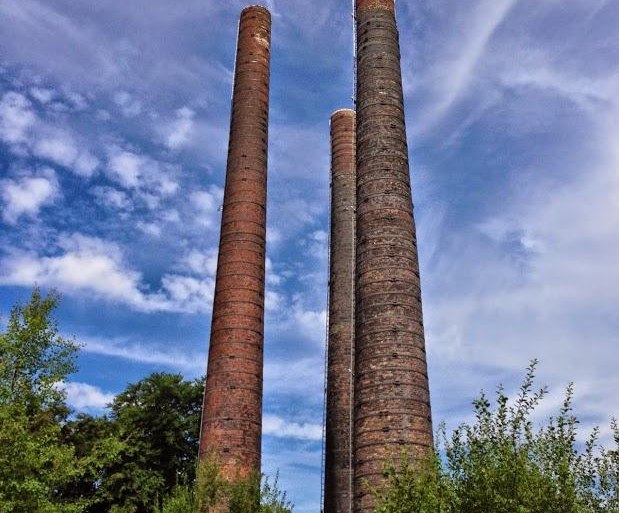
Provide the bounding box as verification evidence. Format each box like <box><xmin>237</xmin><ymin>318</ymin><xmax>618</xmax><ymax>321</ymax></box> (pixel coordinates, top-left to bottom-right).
<box><xmin>376</xmin><ymin>361</ymin><xmax>619</xmax><ymax>513</ymax></box>
<box><xmin>158</xmin><ymin>457</ymin><xmax>293</xmax><ymax>513</ymax></box>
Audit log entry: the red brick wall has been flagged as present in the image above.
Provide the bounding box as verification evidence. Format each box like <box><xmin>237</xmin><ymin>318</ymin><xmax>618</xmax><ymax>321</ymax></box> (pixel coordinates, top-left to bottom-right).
<box><xmin>199</xmin><ymin>5</ymin><xmax>271</xmax><ymax>480</ymax></box>
<box><xmin>353</xmin><ymin>1</ymin><xmax>433</xmax><ymax>512</ymax></box>
<box><xmin>324</xmin><ymin>109</ymin><xmax>356</xmax><ymax>513</ymax></box>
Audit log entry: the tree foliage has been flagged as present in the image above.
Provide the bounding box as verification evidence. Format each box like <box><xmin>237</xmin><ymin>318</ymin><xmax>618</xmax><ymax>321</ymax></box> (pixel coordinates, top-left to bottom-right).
<box><xmin>0</xmin><ymin>289</ymin><xmax>293</xmax><ymax>513</ymax></box>
<box><xmin>60</xmin><ymin>373</ymin><xmax>203</xmax><ymax>513</ymax></box>
<box><xmin>0</xmin><ymin>288</ymin><xmax>77</xmax><ymax>410</ymax></box>
<box><xmin>0</xmin><ymin>288</ymin><xmax>82</xmax><ymax>513</ymax></box>
<box><xmin>157</xmin><ymin>459</ymin><xmax>293</xmax><ymax>513</ymax></box>
<box><xmin>9</xmin><ymin>289</ymin><xmax>616</xmax><ymax>513</ymax></box>
<box><xmin>376</xmin><ymin>361</ymin><xmax>619</xmax><ymax>513</ymax></box>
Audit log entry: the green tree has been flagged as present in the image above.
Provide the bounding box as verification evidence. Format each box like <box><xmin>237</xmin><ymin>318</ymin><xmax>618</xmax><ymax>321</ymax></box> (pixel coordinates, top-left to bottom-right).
<box><xmin>376</xmin><ymin>361</ymin><xmax>619</xmax><ymax>513</ymax></box>
<box><xmin>59</xmin><ymin>414</ymin><xmax>124</xmax><ymax>513</ymax></box>
<box><xmin>0</xmin><ymin>288</ymin><xmax>83</xmax><ymax>513</ymax></box>
<box><xmin>0</xmin><ymin>288</ymin><xmax>77</xmax><ymax>410</ymax></box>
<box><xmin>158</xmin><ymin>458</ymin><xmax>293</xmax><ymax>513</ymax></box>
<box><xmin>86</xmin><ymin>373</ymin><xmax>204</xmax><ymax>513</ymax></box>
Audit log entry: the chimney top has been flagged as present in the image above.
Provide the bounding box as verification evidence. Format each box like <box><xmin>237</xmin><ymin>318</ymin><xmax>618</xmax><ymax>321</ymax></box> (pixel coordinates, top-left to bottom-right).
<box><xmin>241</xmin><ymin>5</ymin><xmax>271</xmax><ymax>19</ymax></box>
<box><xmin>355</xmin><ymin>0</ymin><xmax>395</xmax><ymax>13</ymax></box>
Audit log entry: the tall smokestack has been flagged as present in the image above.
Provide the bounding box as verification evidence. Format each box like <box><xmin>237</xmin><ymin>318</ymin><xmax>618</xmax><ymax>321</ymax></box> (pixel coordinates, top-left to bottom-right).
<box><xmin>324</xmin><ymin>109</ymin><xmax>356</xmax><ymax>513</ymax></box>
<box><xmin>353</xmin><ymin>1</ymin><xmax>433</xmax><ymax>511</ymax></box>
<box><xmin>199</xmin><ymin>5</ymin><xmax>271</xmax><ymax>479</ymax></box>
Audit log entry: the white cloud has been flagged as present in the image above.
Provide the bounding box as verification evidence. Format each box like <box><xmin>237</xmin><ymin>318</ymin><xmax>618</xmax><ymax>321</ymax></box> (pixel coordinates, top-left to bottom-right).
<box><xmin>190</xmin><ymin>186</ymin><xmax>223</xmax><ymax>228</ymax></box>
<box><xmin>413</xmin><ymin>0</ymin><xmax>518</xmax><ymax>132</ymax></box>
<box><xmin>61</xmin><ymin>382</ymin><xmax>115</xmax><ymax>411</ymax></box>
<box><xmin>107</xmin><ymin>149</ymin><xmax>143</xmax><ymax>188</ymax></box>
<box><xmin>0</xmin><ymin>91</ymin><xmax>98</xmax><ymax>177</ymax></box>
<box><xmin>33</xmin><ymin>130</ymin><xmax>99</xmax><ymax>177</ymax></box>
<box><xmin>64</xmin><ymin>90</ymin><xmax>88</xmax><ymax>110</ymax></box>
<box><xmin>424</xmin><ymin>111</ymin><xmax>619</xmax><ymax>429</ymax></box>
<box><xmin>288</xmin><ymin>302</ymin><xmax>327</xmax><ymax>346</ymax></box>
<box><xmin>136</xmin><ymin>221</ymin><xmax>162</xmax><ymax>238</ymax></box>
<box><xmin>29</xmin><ymin>86</ymin><xmax>55</xmax><ymax>104</ymax></box>
<box><xmin>263</xmin><ymin>414</ymin><xmax>322</xmax><ymax>441</ymax></box>
<box><xmin>265</xmin><ymin>290</ymin><xmax>283</xmax><ymax>312</ymax></box>
<box><xmin>160</xmin><ymin>274</ymin><xmax>215</xmax><ymax>313</ymax></box>
<box><xmin>106</xmin><ymin>146</ymin><xmax>180</xmax><ymax>200</ymax></box>
<box><xmin>0</xmin><ymin>91</ymin><xmax>37</xmax><ymax>145</ymax></box>
<box><xmin>0</xmin><ymin>233</ymin><xmax>215</xmax><ymax>314</ymax></box>
<box><xmin>113</xmin><ymin>90</ymin><xmax>142</xmax><ymax>117</ymax></box>
<box><xmin>74</xmin><ymin>151</ymin><xmax>100</xmax><ymax>177</ymax></box>
<box><xmin>163</xmin><ymin>106</ymin><xmax>195</xmax><ymax>150</ymax></box>
<box><xmin>0</xmin><ymin>168</ymin><xmax>59</xmax><ymax>224</ymax></box>
<box><xmin>182</xmin><ymin>249</ymin><xmax>219</xmax><ymax>276</ymax></box>
<box><xmin>161</xmin><ymin>209</ymin><xmax>180</xmax><ymax>223</ymax></box>
<box><xmin>264</xmin><ymin>357</ymin><xmax>324</xmax><ymax>401</ymax></box>
<box><xmin>265</xmin><ymin>293</ymin><xmax>327</xmax><ymax>348</ymax></box>
<box><xmin>266</xmin><ymin>226</ymin><xmax>283</xmax><ymax>248</ymax></box>
<box><xmin>33</xmin><ymin>132</ymin><xmax>78</xmax><ymax>167</ymax></box>
<box><xmin>266</xmin><ymin>257</ymin><xmax>282</xmax><ymax>286</ymax></box>
<box><xmin>83</xmin><ymin>337</ymin><xmax>206</xmax><ymax>375</ymax></box>
<box><xmin>161</xmin><ymin>209</ymin><xmax>181</xmax><ymax>223</ymax></box>
<box><xmin>0</xmin><ymin>233</ymin><xmax>151</xmax><ymax>306</ymax></box>
<box><xmin>303</xmin><ymin>230</ymin><xmax>329</xmax><ymax>262</ymax></box>
<box><xmin>91</xmin><ymin>186</ymin><xmax>133</xmax><ymax>211</ymax></box>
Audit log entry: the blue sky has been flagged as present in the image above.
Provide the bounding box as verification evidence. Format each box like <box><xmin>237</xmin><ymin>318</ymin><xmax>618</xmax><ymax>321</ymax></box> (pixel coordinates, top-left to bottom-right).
<box><xmin>0</xmin><ymin>0</ymin><xmax>618</xmax><ymax>511</ymax></box>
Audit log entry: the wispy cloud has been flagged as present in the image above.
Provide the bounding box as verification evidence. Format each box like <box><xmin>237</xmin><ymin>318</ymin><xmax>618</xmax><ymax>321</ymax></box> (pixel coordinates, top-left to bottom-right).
<box><xmin>0</xmin><ymin>167</ymin><xmax>59</xmax><ymax>224</ymax></box>
<box><xmin>33</xmin><ymin>130</ymin><xmax>99</xmax><ymax>177</ymax></box>
<box><xmin>0</xmin><ymin>91</ymin><xmax>37</xmax><ymax>146</ymax></box>
<box><xmin>29</xmin><ymin>86</ymin><xmax>55</xmax><ymax>104</ymax></box>
<box><xmin>190</xmin><ymin>186</ymin><xmax>224</xmax><ymax>229</ymax></box>
<box><xmin>180</xmin><ymin>249</ymin><xmax>219</xmax><ymax>277</ymax></box>
<box><xmin>424</xmin><ymin>105</ymin><xmax>619</xmax><ymax>429</ymax></box>
<box><xmin>80</xmin><ymin>334</ymin><xmax>325</xmax><ymax>404</ymax></box>
<box><xmin>113</xmin><ymin>91</ymin><xmax>143</xmax><ymax>118</ymax></box>
<box><xmin>91</xmin><ymin>186</ymin><xmax>133</xmax><ymax>212</ymax></box>
<box><xmin>0</xmin><ymin>90</ymin><xmax>99</xmax><ymax>177</ymax></box>
<box><xmin>106</xmin><ymin>146</ymin><xmax>179</xmax><ymax>198</ymax></box>
<box><xmin>410</xmin><ymin>0</ymin><xmax>518</xmax><ymax>133</ymax></box>
<box><xmin>60</xmin><ymin>381</ymin><xmax>116</xmax><ymax>412</ymax></box>
<box><xmin>263</xmin><ymin>415</ymin><xmax>322</xmax><ymax>441</ymax></box>
<box><xmin>0</xmin><ymin>233</ymin><xmax>216</xmax><ymax>314</ymax></box>
<box><xmin>83</xmin><ymin>337</ymin><xmax>206</xmax><ymax>374</ymax></box>
<box><xmin>162</xmin><ymin>107</ymin><xmax>196</xmax><ymax>150</ymax></box>
<box><xmin>264</xmin><ymin>357</ymin><xmax>324</xmax><ymax>402</ymax></box>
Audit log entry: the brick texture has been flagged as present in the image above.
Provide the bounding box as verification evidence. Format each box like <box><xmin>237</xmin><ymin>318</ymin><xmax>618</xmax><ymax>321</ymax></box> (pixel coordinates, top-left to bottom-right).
<box><xmin>324</xmin><ymin>109</ymin><xmax>356</xmax><ymax>513</ymax></box>
<box><xmin>355</xmin><ymin>0</ymin><xmax>395</xmax><ymax>14</ymax></box>
<box><xmin>199</xmin><ymin>5</ymin><xmax>271</xmax><ymax>480</ymax></box>
<box><xmin>353</xmin><ymin>2</ymin><xmax>433</xmax><ymax>512</ymax></box>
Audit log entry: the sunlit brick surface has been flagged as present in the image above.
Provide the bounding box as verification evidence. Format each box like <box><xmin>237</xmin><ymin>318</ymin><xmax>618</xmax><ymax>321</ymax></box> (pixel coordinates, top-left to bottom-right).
<box><xmin>324</xmin><ymin>109</ymin><xmax>356</xmax><ymax>513</ymax></box>
<box><xmin>353</xmin><ymin>1</ymin><xmax>433</xmax><ymax>512</ymax></box>
<box><xmin>199</xmin><ymin>5</ymin><xmax>271</xmax><ymax>480</ymax></box>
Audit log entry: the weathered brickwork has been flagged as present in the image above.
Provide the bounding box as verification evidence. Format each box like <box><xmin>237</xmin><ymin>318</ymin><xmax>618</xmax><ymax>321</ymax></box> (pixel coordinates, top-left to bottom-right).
<box><xmin>353</xmin><ymin>1</ymin><xmax>433</xmax><ymax>512</ymax></box>
<box><xmin>199</xmin><ymin>5</ymin><xmax>271</xmax><ymax>480</ymax></box>
<box><xmin>324</xmin><ymin>109</ymin><xmax>356</xmax><ymax>513</ymax></box>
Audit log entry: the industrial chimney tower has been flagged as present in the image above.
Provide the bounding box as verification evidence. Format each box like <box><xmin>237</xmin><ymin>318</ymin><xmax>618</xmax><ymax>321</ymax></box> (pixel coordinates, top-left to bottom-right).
<box><xmin>197</xmin><ymin>2</ymin><xmax>432</xmax><ymax>508</ymax></box>
<box><xmin>324</xmin><ymin>109</ymin><xmax>356</xmax><ymax>513</ymax></box>
<box><xmin>353</xmin><ymin>0</ymin><xmax>433</xmax><ymax>512</ymax></box>
<box><xmin>199</xmin><ymin>5</ymin><xmax>271</xmax><ymax>479</ymax></box>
